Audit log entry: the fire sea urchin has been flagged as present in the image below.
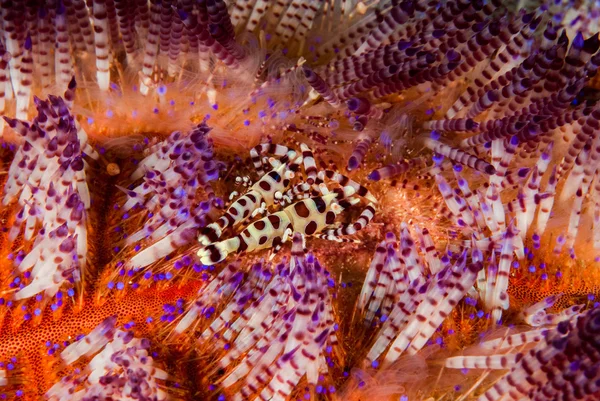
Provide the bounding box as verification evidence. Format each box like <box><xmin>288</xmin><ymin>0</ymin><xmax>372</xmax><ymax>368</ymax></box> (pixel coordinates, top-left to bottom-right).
<box><xmin>1</xmin><ymin>0</ymin><xmax>600</xmax><ymax>400</ymax></box>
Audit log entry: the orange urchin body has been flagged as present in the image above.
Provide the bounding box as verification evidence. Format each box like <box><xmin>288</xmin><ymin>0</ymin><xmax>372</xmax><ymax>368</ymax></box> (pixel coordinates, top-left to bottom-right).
<box><xmin>0</xmin><ymin>276</ymin><xmax>202</xmax><ymax>398</ymax></box>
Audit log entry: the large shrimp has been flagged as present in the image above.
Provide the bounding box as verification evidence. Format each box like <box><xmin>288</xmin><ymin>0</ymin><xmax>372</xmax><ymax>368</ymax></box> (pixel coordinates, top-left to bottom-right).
<box><xmin>198</xmin><ymin>190</ymin><xmax>349</xmax><ymax>265</ymax></box>
<box><xmin>198</xmin><ymin>143</ymin><xmax>318</xmax><ymax>245</ymax></box>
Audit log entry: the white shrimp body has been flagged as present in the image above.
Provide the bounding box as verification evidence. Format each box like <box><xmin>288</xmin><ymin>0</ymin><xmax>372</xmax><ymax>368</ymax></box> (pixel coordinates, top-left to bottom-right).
<box><xmin>198</xmin><ymin>193</ymin><xmax>341</xmax><ymax>265</ymax></box>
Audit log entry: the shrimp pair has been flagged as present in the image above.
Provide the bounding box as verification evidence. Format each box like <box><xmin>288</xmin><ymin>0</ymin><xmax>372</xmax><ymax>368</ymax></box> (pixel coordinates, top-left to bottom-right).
<box><xmin>198</xmin><ymin>143</ymin><xmax>378</xmax><ymax>265</ymax></box>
